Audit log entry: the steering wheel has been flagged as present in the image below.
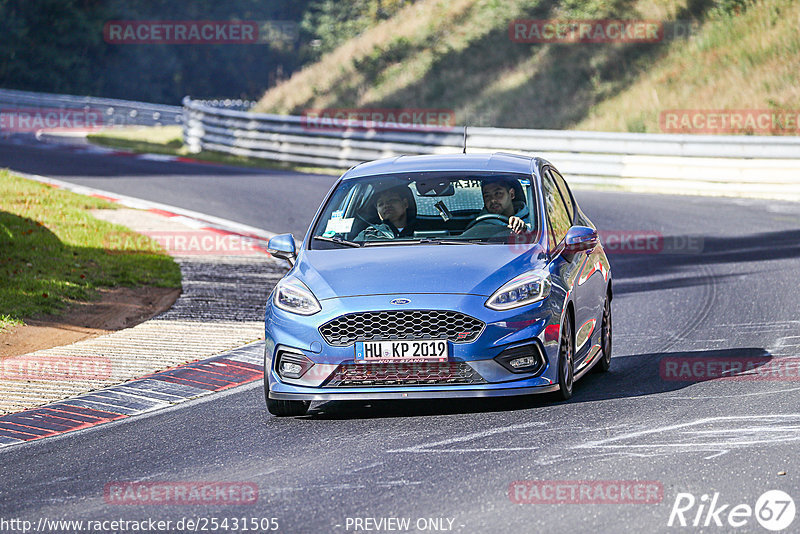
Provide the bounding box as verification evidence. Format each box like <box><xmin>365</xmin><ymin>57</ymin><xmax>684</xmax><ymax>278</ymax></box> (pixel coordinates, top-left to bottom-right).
<box><xmin>354</xmin><ymin>212</ymin><xmax>394</xmax><ymax>239</ymax></box>
<box><xmin>464</xmin><ymin>213</ymin><xmax>509</xmax><ymax>231</ymax></box>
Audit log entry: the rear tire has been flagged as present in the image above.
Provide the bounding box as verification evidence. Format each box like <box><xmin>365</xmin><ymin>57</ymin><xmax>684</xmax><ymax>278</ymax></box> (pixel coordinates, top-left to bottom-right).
<box><xmin>557</xmin><ymin>316</ymin><xmax>574</xmax><ymax>400</ymax></box>
<box><xmin>595</xmin><ymin>296</ymin><xmax>612</xmax><ymax>373</ymax></box>
<box><xmin>264</xmin><ymin>379</ymin><xmax>310</xmax><ymax>417</ymax></box>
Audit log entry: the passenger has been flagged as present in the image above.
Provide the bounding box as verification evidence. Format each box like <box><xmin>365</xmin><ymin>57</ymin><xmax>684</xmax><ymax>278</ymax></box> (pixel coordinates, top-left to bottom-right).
<box><xmin>356</xmin><ymin>186</ymin><xmax>416</xmax><ymax>240</ymax></box>
<box><xmin>461</xmin><ymin>178</ymin><xmax>528</xmax><ymax>237</ymax></box>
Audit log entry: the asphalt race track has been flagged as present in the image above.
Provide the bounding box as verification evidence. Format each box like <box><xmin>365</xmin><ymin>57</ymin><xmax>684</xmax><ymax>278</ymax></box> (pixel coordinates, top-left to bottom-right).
<box><xmin>1</xmin><ymin>136</ymin><xmax>799</xmax><ymax>533</ymax></box>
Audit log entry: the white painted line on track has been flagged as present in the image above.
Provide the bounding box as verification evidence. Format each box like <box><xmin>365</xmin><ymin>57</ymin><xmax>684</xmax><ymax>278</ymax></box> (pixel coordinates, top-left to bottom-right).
<box><xmin>665</xmin><ymin>386</ymin><xmax>800</xmax><ymax>399</ymax></box>
<box><xmin>137</xmin><ymin>153</ymin><xmax>180</xmax><ymax>162</ymax></box>
<box><xmin>387</xmin><ymin>422</ymin><xmax>545</xmax><ymax>453</ymax></box>
<box><xmin>572</xmin><ymin>414</ymin><xmax>800</xmax><ymax>451</ymax></box>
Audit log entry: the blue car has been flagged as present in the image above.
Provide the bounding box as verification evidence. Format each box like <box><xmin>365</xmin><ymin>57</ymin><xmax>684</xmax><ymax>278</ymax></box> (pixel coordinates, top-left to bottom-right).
<box><xmin>264</xmin><ymin>153</ymin><xmax>612</xmax><ymax>416</ymax></box>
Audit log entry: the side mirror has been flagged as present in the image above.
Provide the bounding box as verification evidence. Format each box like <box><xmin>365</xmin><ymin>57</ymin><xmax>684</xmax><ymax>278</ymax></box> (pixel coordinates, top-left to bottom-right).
<box><xmin>564</xmin><ymin>226</ymin><xmax>598</xmax><ymax>254</ymax></box>
<box><xmin>268</xmin><ymin>234</ymin><xmax>296</xmax><ymax>265</ymax></box>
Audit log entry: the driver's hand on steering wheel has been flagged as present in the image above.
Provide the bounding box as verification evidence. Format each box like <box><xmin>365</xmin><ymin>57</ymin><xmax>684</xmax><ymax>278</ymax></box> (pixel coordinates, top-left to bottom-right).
<box><xmin>507</xmin><ymin>216</ymin><xmax>525</xmax><ymax>234</ymax></box>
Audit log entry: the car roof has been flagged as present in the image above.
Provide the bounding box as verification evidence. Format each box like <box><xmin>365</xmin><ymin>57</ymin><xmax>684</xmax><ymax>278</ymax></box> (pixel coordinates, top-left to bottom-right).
<box><xmin>342</xmin><ymin>152</ymin><xmax>538</xmax><ymax>180</ymax></box>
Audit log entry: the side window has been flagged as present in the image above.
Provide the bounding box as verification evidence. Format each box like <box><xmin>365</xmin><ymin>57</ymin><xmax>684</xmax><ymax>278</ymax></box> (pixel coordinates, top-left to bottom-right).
<box><xmin>541</xmin><ymin>170</ymin><xmax>572</xmax><ymax>246</ymax></box>
<box><xmin>549</xmin><ymin>168</ymin><xmax>575</xmax><ymax>222</ymax></box>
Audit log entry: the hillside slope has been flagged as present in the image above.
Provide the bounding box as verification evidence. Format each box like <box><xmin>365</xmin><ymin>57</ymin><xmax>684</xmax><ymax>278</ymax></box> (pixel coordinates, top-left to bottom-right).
<box><xmin>255</xmin><ymin>0</ymin><xmax>800</xmax><ymax>134</ymax></box>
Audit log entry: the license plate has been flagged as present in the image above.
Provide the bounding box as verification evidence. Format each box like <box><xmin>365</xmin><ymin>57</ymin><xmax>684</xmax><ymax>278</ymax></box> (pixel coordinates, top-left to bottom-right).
<box><xmin>355</xmin><ymin>339</ymin><xmax>449</xmax><ymax>363</ymax></box>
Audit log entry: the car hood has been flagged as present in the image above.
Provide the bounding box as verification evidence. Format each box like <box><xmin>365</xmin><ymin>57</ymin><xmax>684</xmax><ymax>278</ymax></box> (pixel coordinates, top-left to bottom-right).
<box><xmin>295</xmin><ymin>243</ymin><xmax>548</xmax><ymax>300</ymax></box>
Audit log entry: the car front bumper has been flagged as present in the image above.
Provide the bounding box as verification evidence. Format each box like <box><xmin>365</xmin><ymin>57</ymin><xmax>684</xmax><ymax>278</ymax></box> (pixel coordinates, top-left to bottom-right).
<box><xmin>268</xmin><ymin>383</ymin><xmax>560</xmax><ymax>401</ymax></box>
<box><xmin>265</xmin><ymin>292</ymin><xmax>565</xmax><ymax>401</ymax></box>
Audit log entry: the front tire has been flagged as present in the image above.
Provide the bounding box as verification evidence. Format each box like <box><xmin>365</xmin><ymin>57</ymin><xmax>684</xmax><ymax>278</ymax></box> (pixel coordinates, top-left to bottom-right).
<box><xmin>557</xmin><ymin>316</ymin><xmax>574</xmax><ymax>400</ymax></box>
<box><xmin>264</xmin><ymin>379</ymin><xmax>310</xmax><ymax>417</ymax></box>
<box><xmin>594</xmin><ymin>296</ymin><xmax>612</xmax><ymax>373</ymax></box>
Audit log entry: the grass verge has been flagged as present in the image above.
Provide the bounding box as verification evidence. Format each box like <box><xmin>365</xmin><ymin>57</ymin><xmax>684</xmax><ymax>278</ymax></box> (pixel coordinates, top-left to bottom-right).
<box><xmin>255</xmin><ymin>0</ymin><xmax>799</xmax><ymax>133</ymax></box>
<box><xmin>0</xmin><ymin>170</ymin><xmax>181</xmax><ymax>332</ymax></box>
<box><xmin>87</xmin><ymin>126</ymin><xmax>341</xmax><ymax>176</ymax></box>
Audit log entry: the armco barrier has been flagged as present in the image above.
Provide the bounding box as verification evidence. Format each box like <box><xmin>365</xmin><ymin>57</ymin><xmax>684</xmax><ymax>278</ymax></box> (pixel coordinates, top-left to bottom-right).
<box><xmin>2</xmin><ymin>88</ymin><xmax>798</xmax><ymax>200</ymax></box>
<box><xmin>181</xmin><ymin>97</ymin><xmax>464</xmax><ymax>168</ymax></box>
<box><xmin>0</xmin><ymin>88</ymin><xmax>183</xmax><ymax>128</ymax></box>
<box><xmin>182</xmin><ymin>97</ymin><xmax>800</xmax><ymax>200</ymax></box>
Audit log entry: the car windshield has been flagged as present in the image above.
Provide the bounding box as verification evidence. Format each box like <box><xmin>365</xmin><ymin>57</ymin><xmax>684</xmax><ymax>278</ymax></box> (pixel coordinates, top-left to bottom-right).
<box><xmin>309</xmin><ymin>172</ymin><xmax>538</xmax><ymax>248</ymax></box>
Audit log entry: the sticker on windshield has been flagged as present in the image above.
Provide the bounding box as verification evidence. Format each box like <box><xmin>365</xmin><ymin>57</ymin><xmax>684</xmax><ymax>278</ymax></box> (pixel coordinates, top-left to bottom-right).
<box><xmin>331</xmin><ymin>210</ymin><xmax>344</xmax><ymax>219</ymax></box>
<box><xmin>520</xmin><ymin>179</ymin><xmax>530</xmax><ymax>186</ymax></box>
<box><xmin>325</xmin><ymin>217</ymin><xmax>354</xmax><ymax>234</ymax></box>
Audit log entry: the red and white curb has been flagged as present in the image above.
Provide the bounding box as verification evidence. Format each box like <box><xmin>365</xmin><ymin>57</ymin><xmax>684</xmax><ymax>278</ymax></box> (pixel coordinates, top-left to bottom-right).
<box><xmin>0</xmin><ymin>172</ymin><xmax>291</xmax><ymax>446</ymax></box>
<box><xmin>0</xmin><ymin>342</ymin><xmax>265</xmax><ymax>448</ymax></box>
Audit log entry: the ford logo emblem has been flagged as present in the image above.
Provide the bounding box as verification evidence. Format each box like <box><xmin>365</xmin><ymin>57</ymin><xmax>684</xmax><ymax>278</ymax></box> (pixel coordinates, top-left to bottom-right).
<box><xmin>390</xmin><ymin>298</ymin><xmax>411</xmax><ymax>305</ymax></box>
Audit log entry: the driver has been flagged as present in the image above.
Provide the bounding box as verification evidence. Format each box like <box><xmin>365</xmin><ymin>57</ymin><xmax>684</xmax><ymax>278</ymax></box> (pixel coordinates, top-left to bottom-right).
<box><xmin>461</xmin><ymin>178</ymin><xmax>528</xmax><ymax>238</ymax></box>
<box><xmin>356</xmin><ymin>186</ymin><xmax>416</xmax><ymax>240</ymax></box>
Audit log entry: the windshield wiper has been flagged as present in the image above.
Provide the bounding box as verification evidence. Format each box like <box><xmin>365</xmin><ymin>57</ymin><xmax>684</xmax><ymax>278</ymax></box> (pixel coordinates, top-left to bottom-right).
<box><xmin>320</xmin><ymin>236</ymin><xmax>495</xmax><ymax>247</ymax></box>
<box><xmin>312</xmin><ymin>236</ymin><xmax>363</xmax><ymax>248</ymax></box>
<box><xmin>412</xmin><ymin>238</ymin><xmax>492</xmax><ymax>245</ymax></box>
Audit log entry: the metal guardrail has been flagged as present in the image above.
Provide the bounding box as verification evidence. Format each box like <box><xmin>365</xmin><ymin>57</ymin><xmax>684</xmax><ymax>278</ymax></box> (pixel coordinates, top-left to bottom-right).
<box><xmin>181</xmin><ymin>97</ymin><xmax>463</xmax><ymax>167</ymax></box>
<box><xmin>183</xmin><ymin>97</ymin><xmax>800</xmax><ymax>199</ymax></box>
<box><xmin>0</xmin><ymin>88</ymin><xmax>183</xmax><ymax>128</ymax></box>
<box><xmin>2</xmin><ymin>89</ymin><xmax>798</xmax><ymax>199</ymax></box>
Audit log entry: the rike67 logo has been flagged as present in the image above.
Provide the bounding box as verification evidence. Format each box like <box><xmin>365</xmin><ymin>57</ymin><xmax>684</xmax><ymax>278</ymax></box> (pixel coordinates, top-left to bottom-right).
<box><xmin>668</xmin><ymin>490</ymin><xmax>796</xmax><ymax>531</ymax></box>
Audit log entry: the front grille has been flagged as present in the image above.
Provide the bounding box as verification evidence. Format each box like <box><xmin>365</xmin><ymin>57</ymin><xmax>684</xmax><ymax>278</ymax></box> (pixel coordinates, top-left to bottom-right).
<box><xmin>319</xmin><ymin>310</ymin><xmax>485</xmax><ymax>347</ymax></box>
<box><xmin>325</xmin><ymin>362</ymin><xmax>486</xmax><ymax>387</ymax></box>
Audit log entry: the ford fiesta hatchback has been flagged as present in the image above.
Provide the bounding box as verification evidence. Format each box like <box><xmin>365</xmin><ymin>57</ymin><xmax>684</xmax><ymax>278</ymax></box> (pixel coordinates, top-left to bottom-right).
<box><xmin>264</xmin><ymin>153</ymin><xmax>612</xmax><ymax>416</ymax></box>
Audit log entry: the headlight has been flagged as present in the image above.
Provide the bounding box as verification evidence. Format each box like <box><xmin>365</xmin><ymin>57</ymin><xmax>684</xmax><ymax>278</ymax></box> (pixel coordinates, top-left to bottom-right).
<box><xmin>273</xmin><ymin>277</ymin><xmax>321</xmax><ymax>315</ymax></box>
<box><xmin>485</xmin><ymin>270</ymin><xmax>551</xmax><ymax>311</ymax></box>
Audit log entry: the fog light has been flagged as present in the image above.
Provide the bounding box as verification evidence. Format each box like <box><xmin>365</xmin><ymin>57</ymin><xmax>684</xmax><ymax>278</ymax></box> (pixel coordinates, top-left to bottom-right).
<box><xmin>509</xmin><ymin>356</ymin><xmax>538</xmax><ymax>369</ymax></box>
<box><xmin>275</xmin><ymin>349</ymin><xmax>314</xmax><ymax>379</ymax></box>
<box><xmin>281</xmin><ymin>361</ymin><xmax>303</xmax><ymax>375</ymax></box>
<box><xmin>494</xmin><ymin>342</ymin><xmax>546</xmax><ymax>375</ymax></box>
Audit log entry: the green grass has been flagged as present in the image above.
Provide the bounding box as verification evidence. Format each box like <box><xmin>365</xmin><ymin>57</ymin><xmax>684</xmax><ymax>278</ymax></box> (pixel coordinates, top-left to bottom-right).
<box><xmin>0</xmin><ymin>170</ymin><xmax>181</xmax><ymax>331</ymax></box>
<box><xmin>87</xmin><ymin>126</ymin><xmax>341</xmax><ymax>176</ymax></box>
<box><xmin>89</xmin><ymin>125</ymin><xmax>184</xmax><ymax>153</ymax></box>
<box><xmin>577</xmin><ymin>0</ymin><xmax>800</xmax><ymax>132</ymax></box>
<box><xmin>255</xmin><ymin>0</ymin><xmax>799</xmax><ymax>134</ymax></box>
